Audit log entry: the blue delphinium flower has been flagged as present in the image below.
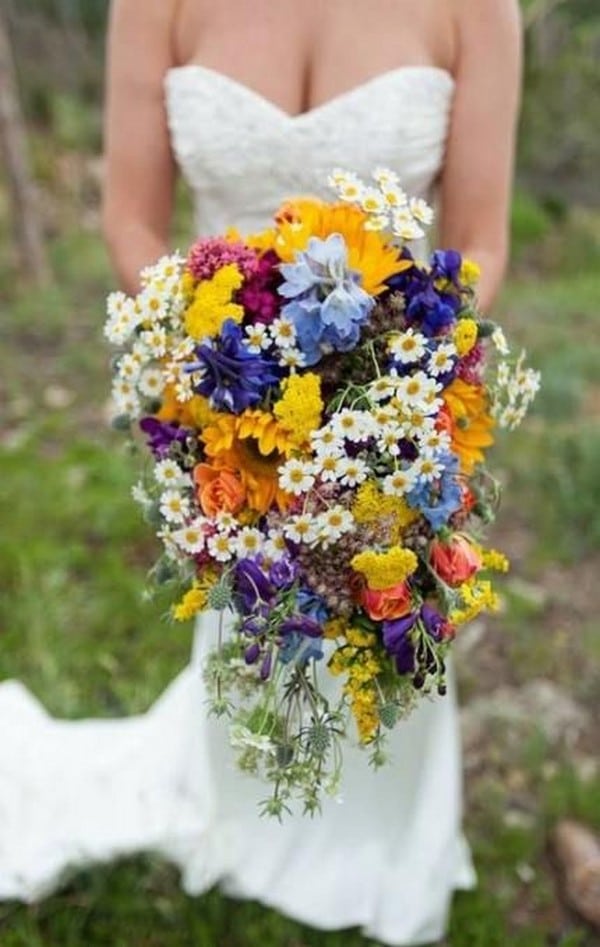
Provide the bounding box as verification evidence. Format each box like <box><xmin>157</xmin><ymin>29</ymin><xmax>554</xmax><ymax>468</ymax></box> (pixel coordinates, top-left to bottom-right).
<box><xmin>430</xmin><ymin>249</ymin><xmax>462</xmax><ymax>287</ymax></box>
<box><xmin>383</xmin><ymin>604</ymin><xmax>451</xmax><ymax>674</ymax></box>
<box><xmin>139</xmin><ymin>417</ymin><xmax>189</xmax><ymax>459</ymax></box>
<box><xmin>186</xmin><ymin>319</ymin><xmax>281</xmax><ymax>413</ymax></box>
<box><xmin>406</xmin><ymin>451</ymin><xmax>463</xmax><ymax>531</ymax></box>
<box><xmin>278</xmin><ymin>234</ymin><xmax>374</xmax><ymax>365</ymax></box>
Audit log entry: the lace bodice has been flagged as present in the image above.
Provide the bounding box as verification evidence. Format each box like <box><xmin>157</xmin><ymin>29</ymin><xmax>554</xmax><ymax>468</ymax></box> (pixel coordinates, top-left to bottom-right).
<box><xmin>164</xmin><ymin>64</ymin><xmax>455</xmax><ymax>235</ymax></box>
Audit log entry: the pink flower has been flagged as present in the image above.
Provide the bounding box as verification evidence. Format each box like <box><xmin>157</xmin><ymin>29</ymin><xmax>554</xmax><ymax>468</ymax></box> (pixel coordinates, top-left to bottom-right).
<box><xmin>187</xmin><ymin>236</ymin><xmax>259</xmax><ymax>281</ymax></box>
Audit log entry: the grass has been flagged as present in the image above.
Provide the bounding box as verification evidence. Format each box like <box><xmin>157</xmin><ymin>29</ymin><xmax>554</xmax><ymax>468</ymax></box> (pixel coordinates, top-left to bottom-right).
<box><xmin>0</xmin><ymin>197</ymin><xmax>599</xmax><ymax>945</ymax></box>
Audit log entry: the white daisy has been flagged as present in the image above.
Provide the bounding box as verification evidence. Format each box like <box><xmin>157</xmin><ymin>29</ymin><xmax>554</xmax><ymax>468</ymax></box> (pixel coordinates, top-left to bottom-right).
<box><xmin>397</xmin><ymin>371</ymin><xmax>440</xmax><ymax>406</ymax></box>
<box><xmin>174</xmin><ymin>375</ymin><xmax>194</xmax><ymax>402</ymax></box>
<box><xmin>160</xmin><ymin>490</ymin><xmax>190</xmax><ymax>524</ymax></box>
<box><xmin>140</xmin><ymin>326</ymin><xmax>168</xmax><ymax>357</ymax></box>
<box><xmin>364</xmin><ymin>214</ymin><xmax>390</xmax><ymax>232</ymax></box>
<box><xmin>418</xmin><ymin>429</ymin><xmax>452</xmax><ymax>455</ymax></box>
<box><xmin>311</xmin><ymin>426</ymin><xmax>345</xmax><ymax>456</ymax></box>
<box><xmin>214</xmin><ymin>511</ymin><xmax>237</xmax><ymax>533</ymax></box>
<box><xmin>381</xmin><ymin>184</ymin><xmax>408</xmax><ymax>209</ymax></box>
<box><xmin>388</xmin><ymin>328</ymin><xmax>427</xmax><ymax>363</ymax></box>
<box><xmin>173</xmin><ymin>521</ymin><xmax>206</xmax><ymax>554</ymax></box>
<box><xmin>331</xmin><ymin>409</ymin><xmax>372</xmax><ymax>442</ymax></box>
<box><xmin>278</xmin><ymin>347</ymin><xmax>306</xmax><ymax>369</ymax></box>
<box><xmin>234</xmin><ymin>528</ymin><xmax>264</xmax><ymax>557</ymax></box>
<box><xmin>377</xmin><ymin>422</ymin><xmax>405</xmax><ymax>457</ymax></box>
<box><xmin>313</xmin><ymin>453</ymin><xmax>341</xmax><ymax>482</ymax></box>
<box><xmin>413</xmin><ymin>455</ymin><xmax>445</xmax><ymax>483</ymax></box>
<box><xmin>402</xmin><ymin>409</ymin><xmax>436</xmax><ymax>438</ymax></box>
<box><xmin>369</xmin><ymin>375</ymin><xmax>398</xmax><ymax>402</ymax></box>
<box><xmin>154</xmin><ymin>459</ymin><xmax>187</xmax><ymax>488</ymax></box>
<box><xmin>207</xmin><ymin>532</ymin><xmax>235</xmax><ymax>562</ymax></box>
<box><xmin>244</xmin><ymin>323</ymin><xmax>271</xmax><ymax>353</ymax></box>
<box><xmin>382</xmin><ymin>466</ymin><xmax>417</xmax><ymax>496</ymax></box>
<box><xmin>360</xmin><ymin>187</ymin><xmax>387</xmax><ymax>216</ymax></box>
<box><xmin>112</xmin><ymin>393</ymin><xmax>141</xmax><ymax>418</ymax></box>
<box><xmin>317</xmin><ymin>506</ymin><xmax>354</xmax><ymax>545</ymax></box>
<box><xmin>137</xmin><ymin>285</ymin><xmax>169</xmax><ymax>323</ymax></box>
<box><xmin>271</xmin><ymin>316</ymin><xmax>297</xmax><ymax>349</ymax></box>
<box><xmin>428</xmin><ymin>342</ymin><xmax>457</xmax><ymax>377</ymax></box>
<box><xmin>335</xmin><ymin>456</ymin><xmax>369</xmax><ymax>487</ymax></box>
<box><xmin>283</xmin><ymin>514</ymin><xmax>319</xmax><ymax>546</ymax></box>
<box><xmin>391</xmin><ymin>211</ymin><xmax>425</xmax><ymax>242</ymax></box>
<box><xmin>139</xmin><ymin>367</ymin><xmax>165</xmax><ymax>398</ymax></box>
<box><xmin>279</xmin><ymin>459</ymin><xmax>316</xmax><ymax>496</ymax></box>
<box><xmin>263</xmin><ymin>529</ymin><xmax>287</xmax><ymax>562</ymax></box>
<box><xmin>409</xmin><ymin>197</ymin><xmax>435</xmax><ymax>226</ymax></box>
<box><xmin>372</xmin><ymin>167</ymin><xmax>399</xmax><ymax>188</ymax></box>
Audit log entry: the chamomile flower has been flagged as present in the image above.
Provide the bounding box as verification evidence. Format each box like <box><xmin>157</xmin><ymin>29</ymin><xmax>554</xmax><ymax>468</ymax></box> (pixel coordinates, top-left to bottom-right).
<box><xmin>137</xmin><ymin>285</ymin><xmax>169</xmax><ymax>323</ymax></box>
<box><xmin>491</xmin><ymin>327</ymin><xmax>510</xmax><ymax>356</ymax></box>
<box><xmin>428</xmin><ymin>342</ymin><xmax>457</xmax><ymax>377</ymax></box>
<box><xmin>372</xmin><ymin>167</ymin><xmax>400</xmax><ymax>188</ymax></box>
<box><xmin>173</xmin><ymin>521</ymin><xmax>206</xmax><ymax>554</ymax></box>
<box><xmin>278</xmin><ymin>459</ymin><xmax>316</xmax><ymax>496</ymax></box>
<box><xmin>313</xmin><ymin>453</ymin><xmax>341</xmax><ymax>482</ymax></box>
<box><xmin>380</xmin><ymin>184</ymin><xmax>408</xmax><ymax>209</ymax></box>
<box><xmin>360</xmin><ymin>187</ymin><xmax>387</xmax><ymax>216</ymax></box>
<box><xmin>207</xmin><ymin>532</ymin><xmax>235</xmax><ymax>562</ymax></box>
<box><xmin>382</xmin><ymin>466</ymin><xmax>417</xmax><ymax>496</ymax></box>
<box><xmin>409</xmin><ymin>197</ymin><xmax>435</xmax><ymax>226</ymax></box>
<box><xmin>335</xmin><ymin>456</ymin><xmax>369</xmax><ymax>487</ymax></box>
<box><xmin>160</xmin><ymin>490</ymin><xmax>190</xmax><ymax>524</ymax></box>
<box><xmin>331</xmin><ymin>171</ymin><xmax>364</xmax><ymax>203</ymax></box>
<box><xmin>283</xmin><ymin>514</ymin><xmax>319</xmax><ymax>546</ymax></box>
<box><xmin>139</xmin><ymin>367</ymin><xmax>165</xmax><ymax>398</ymax></box>
<box><xmin>112</xmin><ymin>378</ymin><xmax>136</xmax><ymax>401</ymax></box>
<box><xmin>113</xmin><ymin>393</ymin><xmax>141</xmax><ymax>418</ymax></box>
<box><xmin>174</xmin><ymin>375</ymin><xmax>194</xmax><ymax>402</ymax></box>
<box><xmin>154</xmin><ymin>459</ymin><xmax>187</xmax><ymax>488</ymax></box>
<box><xmin>317</xmin><ymin>506</ymin><xmax>355</xmax><ymax>545</ymax></box>
<box><xmin>140</xmin><ymin>326</ymin><xmax>168</xmax><ymax>357</ymax></box>
<box><xmin>244</xmin><ymin>322</ymin><xmax>271</xmax><ymax>353</ymax></box>
<box><xmin>214</xmin><ymin>511</ymin><xmax>237</xmax><ymax>533</ymax></box>
<box><xmin>371</xmin><ymin>404</ymin><xmax>400</xmax><ymax>426</ymax></box>
<box><xmin>369</xmin><ymin>375</ymin><xmax>398</xmax><ymax>402</ymax></box>
<box><xmin>271</xmin><ymin>316</ymin><xmax>297</xmax><ymax>349</ymax></box>
<box><xmin>332</xmin><ymin>409</ymin><xmax>372</xmax><ymax>442</ymax></box>
<box><xmin>388</xmin><ymin>328</ymin><xmax>427</xmax><ymax>363</ymax></box>
<box><xmin>377</xmin><ymin>422</ymin><xmax>405</xmax><ymax>457</ymax></box>
<box><xmin>397</xmin><ymin>371</ymin><xmax>441</xmax><ymax>407</ymax></box>
<box><xmin>104</xmin><ymin>303</ymin><xmax>137</xmax><ymax>345</ymax></box>
<box><xmin>311</xmin><ymin>426</ymin><xmax>345</xmax><ymax>456</ymax></box>
<box><xmin>497</xmin><ymin>362</ymin><xmax>510</xmax><ymax>387</ymax></box>
<box><xmin>278</xmin><ymin>347</ymin><xmax>306</xmax><ymax>370</ymax></box>
<box><xmin>263</xmin><ymin>529</ymin><xmax>288</xmax><ymax>562</ymax></box>
<box><xmin>402</xmin><ymin>409</ymin><xmax>436</xmax><ymax>438</ymax></box>
<box><xmin>392</xmin><ymin>210</ymin><xmax>425</xmax><ymax>242</ymax></box>
<box><xmin>413</xmin><ymin>454</ymin><xmax>445</xmax><ymax>483</ymax></box>
<box><xmin>234</xmin><ymin>528</ymin><xmax>264</xmax><ymax>557</ymax></box>
<box><xmin>418</xmin><ymin>428</ymin><xmax>452</xmax><ymax>456</ymax></box>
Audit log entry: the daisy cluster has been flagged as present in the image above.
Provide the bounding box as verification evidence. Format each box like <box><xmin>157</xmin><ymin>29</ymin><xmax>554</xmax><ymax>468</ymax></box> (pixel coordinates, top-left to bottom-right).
<box><xmin>105</xmin><ymin>168</ymin><xmax>539</xmax><ymax>816</ymax></box>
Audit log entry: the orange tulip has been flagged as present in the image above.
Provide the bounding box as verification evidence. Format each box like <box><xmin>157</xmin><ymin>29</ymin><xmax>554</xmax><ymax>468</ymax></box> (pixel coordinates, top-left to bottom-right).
<box><xmin>360</xmin><ymin>581</ymin><xmax>413</xmax><ymax>622</ymax></box>
<box><xmin>430</xmin><ymin>535</ymin><xmax>481</xmax><ymax>587</ymax></box>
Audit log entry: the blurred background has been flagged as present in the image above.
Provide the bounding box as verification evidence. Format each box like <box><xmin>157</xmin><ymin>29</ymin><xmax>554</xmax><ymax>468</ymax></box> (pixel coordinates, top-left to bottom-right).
<box><xmin>0</xmin><ymin>1</ymin><xmax>598</xmax><ymax>945</ymax></box>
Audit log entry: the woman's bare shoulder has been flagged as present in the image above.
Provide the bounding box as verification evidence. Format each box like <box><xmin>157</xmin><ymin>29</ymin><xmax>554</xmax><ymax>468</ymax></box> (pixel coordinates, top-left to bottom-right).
<box><xmin>452</xmin><ymin>0</ymin><xmax>522</xmax><ymax>44</ymax></box>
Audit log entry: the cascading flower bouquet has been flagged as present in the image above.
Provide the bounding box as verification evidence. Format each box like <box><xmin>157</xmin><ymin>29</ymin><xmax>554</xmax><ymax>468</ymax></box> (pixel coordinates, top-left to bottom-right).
<box><xmin>105</xmin><ymin>168</ymin><xmax>540</xmax><ymax>816</ymax></box>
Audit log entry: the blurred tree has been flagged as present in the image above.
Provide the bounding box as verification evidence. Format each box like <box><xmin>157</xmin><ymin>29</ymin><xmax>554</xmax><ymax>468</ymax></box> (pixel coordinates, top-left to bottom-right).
<box><xmin>0</xmin><ymin>7</ymin><xmax>49</xmax><ymax>283</ymax></box>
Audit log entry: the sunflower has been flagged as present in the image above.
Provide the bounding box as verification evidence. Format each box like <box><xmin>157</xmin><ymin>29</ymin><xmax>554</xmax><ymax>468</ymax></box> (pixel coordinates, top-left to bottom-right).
<box><xmin>263</xmin><ymin>198</ymin><xmax>411</xmax><ymax>295</ymax></box>
<box><xmin>442</xmin><ymin>378</ymin><xmax>495</xmax><ymax>473</ymax></box>
<box><xmin>201</xmin><ymin>410</ymin><xmax>295</xmax><ymax>514</ymax></box>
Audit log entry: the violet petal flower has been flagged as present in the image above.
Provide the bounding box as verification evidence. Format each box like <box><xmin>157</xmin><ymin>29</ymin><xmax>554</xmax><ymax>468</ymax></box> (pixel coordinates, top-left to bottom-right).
<box><xmin>139</xmin><ymin>417</ymin><xmax>189</xmax><ymax>459</ymax></box>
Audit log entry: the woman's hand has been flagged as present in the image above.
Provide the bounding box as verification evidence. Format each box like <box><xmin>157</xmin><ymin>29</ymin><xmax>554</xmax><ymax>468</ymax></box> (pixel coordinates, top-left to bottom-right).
<box><xmin>102</xmin><ymin>0</ymin><xmax>178</xmax><ymax>294</ymax></box>
<box><xmin>441</xmin><ymin>0</ymin><xmax>523</xmax><ymax>311</ymax></box>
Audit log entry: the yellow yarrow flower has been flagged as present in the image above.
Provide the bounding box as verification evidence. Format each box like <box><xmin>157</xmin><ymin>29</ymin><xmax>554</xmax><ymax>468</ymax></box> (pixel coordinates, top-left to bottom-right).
<box><xmin>346</xmin><ymin>627</ymin><xmax>377</xmax><ymax>649</ymax></box>
<box><xmin>322</xmin><ymin>617</ymin><xmax>348</xmax><ymax>640</ymax></box>
<box><xmin>351</xmin><ymin>546</ymin><xmax>418</xmax><ymax>590</ymax></box>
<box><xmin>450</xmin><ymin>577</ymin><xmax>501</xmax><ymax>625</ymax></box>
<box><xmin>454</xmin><ymin>318</ymin><xmax>479</xmax><ymax>356</ymax></box>
<box><xmin>273</xmin><ymin>372</ymin><xmax>323</xmax><ymax>447</ymax></box>
<box><xmin>172</xmin><ymin>569</ymin><xmax>220</xmax><ymax>622</ymax></box>
<box><xmin>352</xmin><ymin>480</ymin><xmax>418</xmax><ymax>540</ymax></box>
<box><xmin>184</xmin><ymin>264</ymin><xmax>244</xmax><ymax>340</ymax></box>
<box><xmin>481</xmin><ymin>548</ymin><xmax>510</xmax><ymax>573</ymax></box>
<box><xmin>460</xmin><ymin>258</ymin><xmax>481</xmax><ymax>287</ymax></box>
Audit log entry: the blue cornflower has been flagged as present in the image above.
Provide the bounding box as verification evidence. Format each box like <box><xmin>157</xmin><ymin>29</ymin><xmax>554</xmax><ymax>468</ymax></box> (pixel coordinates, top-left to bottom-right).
<box><xmin>186</xmin><ymin>319</ymin><xmax>281</xmax><ymax>414</ymax></box>
<box><xmin>406</xmin><ymin>284</ymin><xmax>459</xmax><ymax>336</ymax></box>
<box><xmin>278</xmin><ymin>234</ymin><xmax>374</xmax><ymax>365</ymax></box>
<box><xmin>430</xmin><ymin>249</ymin><xmax>463</xmax><ymax>287</ymax></box>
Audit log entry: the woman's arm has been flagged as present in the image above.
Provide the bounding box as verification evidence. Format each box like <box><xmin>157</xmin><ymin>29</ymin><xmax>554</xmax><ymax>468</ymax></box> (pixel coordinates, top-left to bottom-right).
<box><xmin>440</xmin><ymin>0</ymin><xmax>523</xmax><ymax>311</ymax></box>
<box><xmin>102</xmin><ymin>0</ymin><xmax>178</xmax><ymax>294</ymax></box>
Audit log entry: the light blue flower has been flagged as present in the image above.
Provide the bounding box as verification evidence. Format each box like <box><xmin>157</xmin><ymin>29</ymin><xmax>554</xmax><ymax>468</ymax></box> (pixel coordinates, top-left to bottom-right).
<box><xmin>278</xmin><ymin>234</ymin><xmax>374</xmax><ymax>365</ymax></box>
<box><xmin>406</xmin><ymin>451</ymin><xmax>463</xmax><ymax>531</ymax></box>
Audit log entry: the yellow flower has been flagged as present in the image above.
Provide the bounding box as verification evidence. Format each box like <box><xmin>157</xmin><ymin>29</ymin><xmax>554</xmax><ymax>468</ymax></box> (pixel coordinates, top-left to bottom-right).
<box><xmin>273</xmin><ymin>372</ymin><xmax>323</xmax><ymax>447</ymax></box>
<box><xmin>443</xmin><ymin>378</ymin><xmax>495</xmax><ymax>474</ymax></box>
<box><xmin>269</xmin><ymin>198</ymin><xmax>412</xmax><ymax>295</ymax></box>
<box><xmin>450</xmin><ymin>577</ymin><xmax>501</xmax><ymax>625</ymax></box>
<box><xmin>202</xmin><ymin>410</ymin><xmax>295</xmax><ymax>514</ymax></box>
<box><xmin>184</xmin><ymin>264</ymin><xmax>244</xmax><ymax>340</ymax></box>
<box><xmin>346</xmin><ymin>627</ymin><xmax>377</xmax><ymax>649</ymax></box>
<box><xmin>352</xmin><ymin>480</ymin><xmax>418</xmax><ymax>541</ymax></box>
<box><xmin>460</xmin><ymin>258</ymin><xmax>481</xmax><ymax>287</ymax></box>
<box><xmin>454</xmin><ymin>318</ymin><xmax>479</xmax><ymax>357</ymax></box>
<box><xmin>351</xmin><ymin>546</ymin><xmax>418</xmax><ymax>590</ymax></box>
<box><xmin>322</xmin><ymin>617</ymin><xmax>348</xmax><ymax>640</ymax></box>
<box><xmin>481</xmin><ymin>548</ymin><xmax>510</xmax><ymax>572</ymax></box>
<box><xmin>156</xmin><ymin>386</ymin><xmax>218</xmax><ymax>431</ymax></box>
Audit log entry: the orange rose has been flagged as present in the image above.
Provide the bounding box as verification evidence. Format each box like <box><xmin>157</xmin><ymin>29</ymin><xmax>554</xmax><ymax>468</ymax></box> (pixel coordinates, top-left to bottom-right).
<box><xmin>430</xmin><ymin>535</ymin><xmax>481</xmax><ymax>587</ymax></box>
<box><xmin>360</xmin><ymin>581</ymin><xmax>413</xmax><ymax>622</ymax></box>
<box><xmin>194</xmin><ymin>464</ymin><xmax>246</xmax><ymax>517</ymax></box>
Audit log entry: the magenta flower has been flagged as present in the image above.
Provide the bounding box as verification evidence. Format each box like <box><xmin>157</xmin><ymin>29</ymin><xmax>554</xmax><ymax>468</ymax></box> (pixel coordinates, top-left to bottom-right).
<box><xmin>187</xmin><ymin>236</ymin><xmax>259</xmax><ymax>282</ymax></box>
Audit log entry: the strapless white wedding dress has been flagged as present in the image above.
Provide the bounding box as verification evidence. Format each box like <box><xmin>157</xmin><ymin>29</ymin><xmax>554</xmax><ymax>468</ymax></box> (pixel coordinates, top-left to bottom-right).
<box><xmin>0</xmin><ymin>64</ymin><xmax>475</xmax><ymax>945</ymax></box>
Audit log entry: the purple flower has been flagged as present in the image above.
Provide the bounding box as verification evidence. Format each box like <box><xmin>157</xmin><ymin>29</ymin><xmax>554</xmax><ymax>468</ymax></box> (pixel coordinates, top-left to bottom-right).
<box><xmin>233</xmin><ymin>558</ymin><xmax>274</xmax><ymax>614</ymax></box>
<box><xmin>383</xmin><ymin>613</ymin><xmax>419</xmax><ymax>673</ymax></box>
<box><xmin>430</xmin><ymin>249</ymin><xmax>462</xmax><ymax>287</ymax></box>
<box><xmin>268</xmin><ymin>556</ymin><xmax>298</xmax><ymax>590</ymax></box>
<box><xmin>139</xmin><ymin>417</ymin><xmax>189</xmax><ymax>459</ymax></box>
<box><xmin>406</xmin><ymin>285</ymin><xmax>459</xmax><ymax>336</ymax></box>
<box><xmin>186</xmin><ymin>319</ymin><xmax>281</xmax><ymax>414</ymax></box>
<box><xmin>278</xmin><ymin>615</ymin><xmax>324</xmax><ymax>666</ymax></box>
<box><xmin>420</xmin><ymin>603</ymin><xmax>452</xmax><ymax>642</ymax></box>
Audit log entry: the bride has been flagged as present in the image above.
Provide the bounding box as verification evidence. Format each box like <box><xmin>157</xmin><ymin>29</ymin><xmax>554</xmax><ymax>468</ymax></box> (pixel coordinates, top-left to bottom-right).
<box><xmin>0</xmin><ymin>1</ymin><xmax>521</xmax><ymax>943</ymax></box>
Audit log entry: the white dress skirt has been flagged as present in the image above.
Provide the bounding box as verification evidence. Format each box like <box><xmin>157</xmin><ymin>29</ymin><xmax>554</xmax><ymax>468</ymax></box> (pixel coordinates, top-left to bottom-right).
<box><xmin>0</xmin><ymin>63</ymin><xmax>476</xmax><ymax>945</ymax></box>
